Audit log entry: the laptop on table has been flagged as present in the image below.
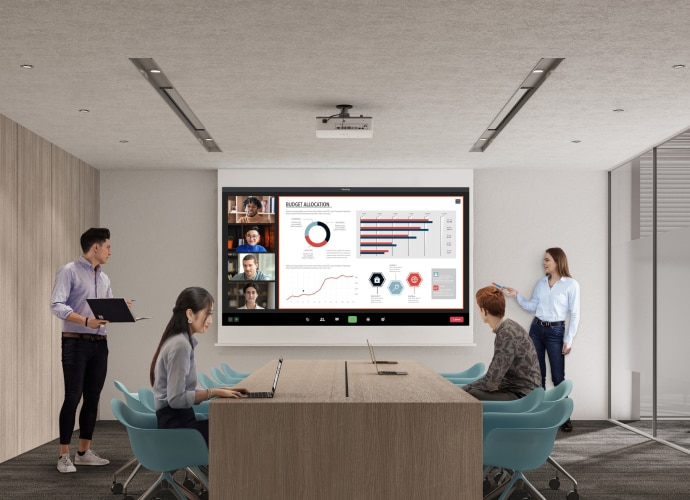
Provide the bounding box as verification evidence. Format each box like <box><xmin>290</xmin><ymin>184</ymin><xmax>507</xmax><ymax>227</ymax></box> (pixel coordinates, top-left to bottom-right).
<box><xmin>367</xmin><ymin>340</ymin><xmax>407</xmax><ymax>376</ymax></box>
<box><xmin>366</xmin><ymin>340</ymin><xmax>397</xmax><ymax>364</ymax></box>
<box><xmin>245</xmin><ymin>357</ymin><xmax>283</xmax><ymax>398</ymax></box>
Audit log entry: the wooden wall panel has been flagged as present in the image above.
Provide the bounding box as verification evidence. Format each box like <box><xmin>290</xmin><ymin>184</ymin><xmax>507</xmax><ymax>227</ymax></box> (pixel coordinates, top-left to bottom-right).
<box><xmin>0</xmin><ymin>114</ymin><xmax>101</xmax><ymax>464</ymax></box>
<box><xmin>0</xmin><ymin>115</ymin><xmax>19</xmax><ymax>463</ymax></box>
<box><xmin>50</xmin><ymin>146</ymin><xmax>83</xmax><ymax>436</ymax></box>
<box><xmin>17</xmin><ymin>126</ymin><xmax>54</xmax><ymax>452</ymax></box>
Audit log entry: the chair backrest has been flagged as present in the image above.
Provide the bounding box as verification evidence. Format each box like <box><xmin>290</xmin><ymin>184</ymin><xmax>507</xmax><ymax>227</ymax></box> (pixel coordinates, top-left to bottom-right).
<box><xmin>111</xmin><ymin>398</ymin><xmax>158</xmax><ymax>429</ymax></box>
<box><xmin>444</xmin><ymin>377</ymin><xmax>475</xmax><ymax>387</ymax></box>
<box><xmin>439</xmin><ymin>362</ymin><xmax>485</xmax><ymax>379</ymax></box>
<box><xmin>483</xmin><ymin>398</ymin><xmax>574</xmax><ymax>472</ymax></box>
<box><xmin>484</xmin><ymin>427</ymin><xmax>558</xmax><ymax>472</ymax></box>
<box><xmin>482</xmin><ymin>397</ymin><xmax>574</xmax><ymax>441</ymax></box>
<box><xmin>114</xmin><ymin>380</ymin><xmax>150</xmax><ymax>413</ymax></box>
<box><xmin>197</xmin><ymin>372</ymin><xmax>222</xmax><ymax>389</ymax></box>
<box><xmin>221</xmin><ymin>362</ymin><xmax>250</xmax><ymax>379</ymax></box>
<box><xmin>481</xmin><ymin>387</ymin><xmax>545</xmax><ymax>414</ymax></box>
<box><xmin>137</xmin><ymin>386</ymin><xmax>157</xmax><ymax>413</ymax></box>
<box><xmin>111</xmin><ymin>399</ymin><xmax>208</xmax><ymax>472</ymax></box>
<box><xmin>211</xmin><ymin>366</ymin><xmax>243</xmax><ymax>385</ymax></box>
<box><xmin>544</xmin><ymin>379</ymin><xmax>573</xmax><ymax>402</ymax></box>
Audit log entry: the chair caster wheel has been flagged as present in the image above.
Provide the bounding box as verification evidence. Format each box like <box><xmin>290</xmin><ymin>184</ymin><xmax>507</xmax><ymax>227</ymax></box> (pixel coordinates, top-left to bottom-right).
<box><xmin>198</xmin><ymin>489</ymin><xmax>208</xmax><ymax>500</ymax></box>
<box><xmin>514</xmin><ymin>488</ymin><xmax>532</xmax><ymax>500</ymax></box>
<box><xmin>111</xmin><ymin>482</ymin><xmax>123</xmax><ymax>494</ymax></box>
<box><xmin>183</xmin><ymin>478</ymin><xmax>196</xmax><ymax>489</ymax></box>
<box><xmin>549</xmin><ymin>477</ymin><xmax>560</xmax><ymax>490</ymax></box>
<box><xmin>566</xmin><ymin>491</ymin><xmax>580</xmax><ymax>500</ymax></box>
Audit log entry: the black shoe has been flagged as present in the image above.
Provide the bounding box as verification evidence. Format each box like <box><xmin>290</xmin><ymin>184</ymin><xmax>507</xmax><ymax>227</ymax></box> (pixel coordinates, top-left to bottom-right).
<box><xmin>561</xmin><ymin>418</ymin><xmax>573</xmax><ymax>432</ymax></box>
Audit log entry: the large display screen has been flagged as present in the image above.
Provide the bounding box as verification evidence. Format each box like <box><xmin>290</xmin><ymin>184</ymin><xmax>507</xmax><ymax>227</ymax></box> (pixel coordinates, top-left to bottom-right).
<box><xmin>221</xmin><ymin>187</ymin><xmax>470</xmax><ymax>330</ymax></box>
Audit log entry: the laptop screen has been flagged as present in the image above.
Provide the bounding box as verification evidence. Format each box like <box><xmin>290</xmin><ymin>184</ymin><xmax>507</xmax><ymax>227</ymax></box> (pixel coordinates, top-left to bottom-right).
<box><xmin>271</xmin><ymin>358</ymin><xmax>283</xmax><ymax>393</ymax></box>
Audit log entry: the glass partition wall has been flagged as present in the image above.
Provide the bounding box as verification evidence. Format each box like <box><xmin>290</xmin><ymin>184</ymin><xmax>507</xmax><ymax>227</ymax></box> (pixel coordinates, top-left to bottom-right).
<box><xmin>610</xmin><ymin>130</ymin><xmax>690</xmax><ymax>452</ymax></box>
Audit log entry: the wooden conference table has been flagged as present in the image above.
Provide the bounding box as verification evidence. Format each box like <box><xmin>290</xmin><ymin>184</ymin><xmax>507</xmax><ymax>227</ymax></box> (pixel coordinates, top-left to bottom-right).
<box><xmin>209</xmin><ymin>359</ymin><xmax>482</xmax><ymax>500</ymax></box>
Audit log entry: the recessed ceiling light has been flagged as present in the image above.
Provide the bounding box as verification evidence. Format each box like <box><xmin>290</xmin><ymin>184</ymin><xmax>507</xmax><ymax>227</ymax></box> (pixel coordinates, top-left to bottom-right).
<box><xmin>20</xmin><ymin>64</ymin><xmax>34</xmax><ymax>69</ymax></box>
<box><xmin>613</xmin><ymin>108</ymin><xmax>624</xmax><ymax>112</ymax></box>
<box><xmin>149</xmin><ymin>69</ymin><xmax>161</xmax><ymax>74</ymax></box>
<box><xmin>672</xmin><ymin>64</ymin><xmax>685</xmax><ymax>69</ymax></box>
<box><xmin>78</xmin><ymin>109</ymin><xmax>90</xmax><ymax>113</ymax></box>
<box><xmin>532</xmin><ymin>69</ymin><xmax>544</xmax><ymax>73</ymax></box>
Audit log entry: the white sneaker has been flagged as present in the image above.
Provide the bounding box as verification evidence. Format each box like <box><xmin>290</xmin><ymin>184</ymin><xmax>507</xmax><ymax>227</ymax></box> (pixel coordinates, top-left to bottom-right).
<box><xmin>57</xmin><ymin>454</ymin><xmax>76</xmax><ymax>473</ymax></box>
<box><xmin>74</xmin><ymin>449</ymin><xmax>110</xmax><ymax>466</ymax></box>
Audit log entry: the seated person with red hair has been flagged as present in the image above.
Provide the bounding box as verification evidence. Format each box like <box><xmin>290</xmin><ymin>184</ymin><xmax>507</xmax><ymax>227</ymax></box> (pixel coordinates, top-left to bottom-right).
<box><xmin>462</xmin><ymin>286</ymin><xmax>541</xmax><ymax>401</ymax></box>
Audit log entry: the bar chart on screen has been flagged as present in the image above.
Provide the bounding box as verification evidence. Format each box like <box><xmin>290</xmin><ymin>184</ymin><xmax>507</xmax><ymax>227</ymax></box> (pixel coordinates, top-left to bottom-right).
<box><xmin>357</xmin><ymin>210</ymin><xmax>457</xmax><ymax>258</ymax></box>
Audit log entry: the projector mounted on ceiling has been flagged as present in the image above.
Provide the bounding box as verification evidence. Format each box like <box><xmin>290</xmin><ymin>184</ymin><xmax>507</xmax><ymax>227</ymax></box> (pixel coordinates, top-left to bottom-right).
<box><xmin>316</xmin><ymin>104</ymin><xmax>373</xmax><ymax>138</ymax></box>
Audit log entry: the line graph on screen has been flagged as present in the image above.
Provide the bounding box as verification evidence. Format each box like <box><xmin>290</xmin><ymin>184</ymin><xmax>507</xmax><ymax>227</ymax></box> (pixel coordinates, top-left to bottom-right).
<box><xmin>284</xmin><ymin>274</ymin><xmax>357</xmax><ymax>306</ymax></box>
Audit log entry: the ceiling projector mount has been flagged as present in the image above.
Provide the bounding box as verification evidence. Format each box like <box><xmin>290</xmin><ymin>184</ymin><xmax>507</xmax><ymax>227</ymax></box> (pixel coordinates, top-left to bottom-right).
<box><xmin>316</xmin><ymin>104</ymin><xmax>373</xmax><ymax>138</ymax></box>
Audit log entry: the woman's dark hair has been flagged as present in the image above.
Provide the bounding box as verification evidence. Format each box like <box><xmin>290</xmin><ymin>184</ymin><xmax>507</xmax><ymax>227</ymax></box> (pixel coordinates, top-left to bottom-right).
<box><xmin>546</xmin><ymin>247</ymin><xmax>572</xmax><ymax>278</ymax></box>
<box><xmin>149</xmin><ymin>287</ymin><xmax>214</xmax><ymax>386</ymax></box>
<box><xmin>80</xmin><ymin>227</ymin><xmax>110</xmax><ymax>253</ymax></box>
<box><xmin>243</xmin><ymin>282</ymin><xmax>259</xmax><ymax>294</ymax></box>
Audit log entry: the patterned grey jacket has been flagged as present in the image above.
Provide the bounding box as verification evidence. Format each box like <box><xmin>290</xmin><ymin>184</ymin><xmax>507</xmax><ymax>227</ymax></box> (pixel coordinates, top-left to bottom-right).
<box><xmin>463</xmin><ymin>318</ymin><xmax>541</xmax><ymax>397</ymax></box>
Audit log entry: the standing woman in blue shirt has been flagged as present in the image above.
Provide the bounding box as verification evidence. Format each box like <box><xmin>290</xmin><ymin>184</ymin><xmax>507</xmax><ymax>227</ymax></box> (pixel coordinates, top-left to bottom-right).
<box><xmin>150</xmin><ymin>287</ymin><xmax>248</xmax><ymax>444</ymax></box>
<box><xmin>502</xmin><ymin>247</ymin><xmax>580</xmax><ymax>431</ymax></box>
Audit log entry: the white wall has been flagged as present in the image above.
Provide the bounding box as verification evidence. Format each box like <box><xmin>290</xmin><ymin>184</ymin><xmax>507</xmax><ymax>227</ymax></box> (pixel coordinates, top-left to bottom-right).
<box><xmin>100</xmin><ymin>168</ymin><xmax>608</xmax><ymax>419</ymax></box>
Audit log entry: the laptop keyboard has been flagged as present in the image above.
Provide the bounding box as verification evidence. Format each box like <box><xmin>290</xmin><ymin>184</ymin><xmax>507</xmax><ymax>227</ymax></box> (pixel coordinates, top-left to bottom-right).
<box><xmin>247</xmin><ymin>391</ymin><xmax>273</xmax><ymax>398</ymax></box>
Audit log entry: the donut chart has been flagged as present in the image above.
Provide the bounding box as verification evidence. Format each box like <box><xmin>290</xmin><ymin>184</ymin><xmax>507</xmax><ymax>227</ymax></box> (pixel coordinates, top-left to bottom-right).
<box><xmin>304</xmin><ymin>221</ymin><xmax>331</xmax><ymax>247</ymax></box>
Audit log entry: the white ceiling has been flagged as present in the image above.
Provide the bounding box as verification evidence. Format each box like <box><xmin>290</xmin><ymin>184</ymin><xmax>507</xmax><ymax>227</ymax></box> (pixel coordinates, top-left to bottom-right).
<box><xmin>2</xmin><ymin>0</ymin><xmax>690</xmax><ymax>172</ymax></box>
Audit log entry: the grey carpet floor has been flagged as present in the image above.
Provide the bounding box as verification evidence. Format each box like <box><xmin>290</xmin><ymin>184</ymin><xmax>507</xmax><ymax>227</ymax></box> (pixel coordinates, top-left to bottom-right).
<box><xmin>2</xmin><ymin>420</ymin><xmax>690</xmax><ymax>499</ymax></box>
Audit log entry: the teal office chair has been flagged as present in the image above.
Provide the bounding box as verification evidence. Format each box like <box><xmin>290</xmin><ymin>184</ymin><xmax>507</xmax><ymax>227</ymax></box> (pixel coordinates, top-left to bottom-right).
<box><xmin>220</xmin><ymin>362</ymin><xmax>250</xmax><ymax>380</ymax></box>
<box><xmin>210</xmin><ymin>366</ymin><xmax>244</xmax><ymax>386</ymax></box>
<box><xmin>482</xmin><ymin>398</ymin><xmax>574</xmax><ymax>500</ymax></box>
<box><xmin>483</xmin><ymin>380</ymin><xmax>578</xmax><ymax>500</ymax></box>
<box><xmin>480</xmin><ymin>387</ymin><xmax>544</xmax><ymax>494</ymax></box>
<box><xmin>111</xmin><ymin>399</ymin><xmax>209</xmax><ymax>500</ymax></box>
<box><xmin>438</xmin><ymin>361</ymin><xmax>485</xmax><ymax>380</ymax></box>
<box><xmin>111</xmin><ymin>381</ymin><xmax>147</xmax><ymax>495</ymax></box>
<box><xmin>542</xmin><ymin>379</ymin><xmax>578</xmax><ymax>498</ymax></box>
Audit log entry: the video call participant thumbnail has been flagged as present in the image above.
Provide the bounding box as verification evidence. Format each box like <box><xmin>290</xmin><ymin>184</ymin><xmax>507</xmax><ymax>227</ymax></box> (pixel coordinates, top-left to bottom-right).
<box><xmin>231</xmin><ymin>254</ymin><xmax>269</xmax><ymax>281</ymax></box>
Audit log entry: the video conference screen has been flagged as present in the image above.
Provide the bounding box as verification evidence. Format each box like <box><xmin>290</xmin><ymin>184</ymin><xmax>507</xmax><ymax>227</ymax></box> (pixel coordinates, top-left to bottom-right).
<box><xmin>221</xmin><ymin>187</ymin><xmax>470</xmax><ymax>328</ymax></box>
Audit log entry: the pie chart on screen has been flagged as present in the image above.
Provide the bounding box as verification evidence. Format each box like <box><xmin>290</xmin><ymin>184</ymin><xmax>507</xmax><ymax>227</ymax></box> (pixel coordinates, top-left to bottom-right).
<box><xmin>304</xmin><ymin>221</ymin><xmax>331</xmax><ymax>247</ymax></box>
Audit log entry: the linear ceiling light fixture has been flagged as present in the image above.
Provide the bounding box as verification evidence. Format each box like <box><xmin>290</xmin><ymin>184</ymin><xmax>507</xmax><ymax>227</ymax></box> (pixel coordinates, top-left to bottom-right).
<box><xmin>129</xmin><ymin>57</ymin><xmax>221</xmax><ymax>152</ymax></box>
<box><xmin>470</xmin><ymin>57</ymin><xmax>564</xmax><ymax>152</ymax></box>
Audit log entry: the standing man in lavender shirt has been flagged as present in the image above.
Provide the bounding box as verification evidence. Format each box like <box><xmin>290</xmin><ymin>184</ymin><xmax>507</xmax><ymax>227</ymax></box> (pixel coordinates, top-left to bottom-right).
<box><xmin>50</xmin><ymin>228</ymin><xmax>124</xmax><ymax>473</ymax></box>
